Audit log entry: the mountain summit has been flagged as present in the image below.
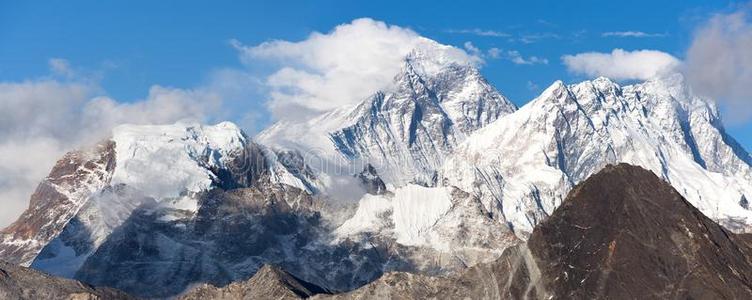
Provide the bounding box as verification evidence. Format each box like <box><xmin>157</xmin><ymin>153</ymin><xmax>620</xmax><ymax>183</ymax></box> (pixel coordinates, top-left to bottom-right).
<box><xmin>257</xmin><ymin>47</ymin><xmax>516</xmax><ymax>188</ymax></box>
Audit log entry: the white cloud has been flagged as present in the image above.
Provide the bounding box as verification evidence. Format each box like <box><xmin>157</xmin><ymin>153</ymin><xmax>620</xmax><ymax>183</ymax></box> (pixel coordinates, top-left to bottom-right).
<box><xmin>685</xmin><ymin>10</ymin><xmax>752</xmax><ymax>123</ymax></box>
<box><xmin>602</xmin><ymin>31</ymin><xmax>667</xmax><ymax>38</ymax></box>
<box><xmin>0</xmin><ymin>137</ymin><xmax>66</xmax><ymax>227</ymax></box>
<box><xmin>506</xmin><ymin>50</ymin><xmax>549</xmax><ymax>65</ymax></box>
<box><xmin>81</xmin><ymin>86</ymin><xmax>220</xmax><ymax>136</ymax></box>
<box><xmin>488</xmin><ymin>48</ymin><xmax>548</xmax><ymax>65</ymax></box>
<box><xmin>562</xmin><ymin>48</ymin><xmax>681</xmax><ymax>80</ymax></box>
<box><xmin>487</xmin><ymin>48</ymin><xmax>502</xmax><ymax>59</ymax></box>
<box><xmin>232</xmin><ymin>18</ymin><xmax>480</xmax><ymax>120</ymax></box>
<box><xmin>0</xmin><ymin>63</ymin><xmax>224</xmax><ymax>227</ymax></box>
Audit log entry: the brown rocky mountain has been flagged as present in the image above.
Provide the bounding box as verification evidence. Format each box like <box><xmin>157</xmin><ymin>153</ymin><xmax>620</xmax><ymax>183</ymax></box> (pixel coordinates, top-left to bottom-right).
<box><xmin>180</xmin><ymin>264</ymin><xmax>330</xmax><ymax>300</ymax></box>
<box><xmin>0</xmin><ymin>260</ymin><xmax>133</xmax><ymax>300</ymax></box>
<box><xmin>527</xmin><ymin>163</ymin><xmax>752</xmax><ymax>299</ymax></box>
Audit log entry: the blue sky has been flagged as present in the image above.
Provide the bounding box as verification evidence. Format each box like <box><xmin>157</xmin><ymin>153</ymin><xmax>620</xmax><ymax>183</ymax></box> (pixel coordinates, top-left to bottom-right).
<box><xmin>1</xmin><ymin>0</ymin><xmax>750</xmax><ymax>148</ymax></box>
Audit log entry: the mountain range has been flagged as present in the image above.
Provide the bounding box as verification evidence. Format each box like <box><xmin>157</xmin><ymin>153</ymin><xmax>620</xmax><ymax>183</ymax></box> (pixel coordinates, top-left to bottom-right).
<box><xmin>1</xmin><ymin>41</ymin><xmax>751</xmax><ymax>299</ymax></box>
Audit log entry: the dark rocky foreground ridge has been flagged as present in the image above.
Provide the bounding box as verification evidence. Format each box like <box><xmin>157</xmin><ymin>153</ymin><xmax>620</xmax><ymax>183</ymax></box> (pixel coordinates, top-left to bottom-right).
<box><xmin>0</xmin><ymin>260</ymin><xmax>133</xmax><ymax>299</ymax></box>
<box><xmin>180</xmin><ymin>264</ymin><xmax>331</xmax><ymax>300</ymax></box>
<box><xmin>527</xmin><ymin>163</ymin><xmax>752</xmax><ymax>299</ymax></box>
<box><xmin>3</xmin><ymin>163</ymin><xmax>752</xmax><ymax>299</ymax></box>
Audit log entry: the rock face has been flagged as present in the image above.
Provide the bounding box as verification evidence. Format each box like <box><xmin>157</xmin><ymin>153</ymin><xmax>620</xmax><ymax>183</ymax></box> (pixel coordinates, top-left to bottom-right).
<box><xmin>180</xmin><ymin>264</ymin><xmax>330</xmax><ymax>300</ymax></box>
<box><xmin>528</xmin><ymin>163</ymin><xmax>752</xmax><ymax>299</ymax></box>
<box><xmin>321</xmin><ymin>164</ymin><xmax>752</xmax><ymax>299</ymax></box>
<box><xmin>0</xmin><ymin>141</ymin><xmax>116</xmax><ymax>266</ymax></box>
<box><xmin>356</xmin><ymin>165</ymin><xmax>387</xmax><ymax>195</ymax></box>
<box><xmin>72</xmin><ymin>184</ymin><xmax>338</xmax><ymax>298</ymax></box>
<box><xmin>0</xmin><ymin>260</ymin><xmax>133</xmax><ymax>300</ymax></box>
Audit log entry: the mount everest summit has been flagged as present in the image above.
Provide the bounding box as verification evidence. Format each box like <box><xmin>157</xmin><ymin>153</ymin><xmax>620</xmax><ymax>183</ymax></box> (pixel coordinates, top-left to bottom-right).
<box><xmin>1</xmin><ymin>41</ymin><xmax>752</xmax><ymax>298</ymax></box>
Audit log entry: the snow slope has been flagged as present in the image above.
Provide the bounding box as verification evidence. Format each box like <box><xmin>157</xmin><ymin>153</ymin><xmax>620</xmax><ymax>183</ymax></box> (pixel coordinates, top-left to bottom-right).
<box><xmin>443</xmin><ymin>74</ymin><xmax>752</xmax><ymax>236</ymax></box>
<box><xmin>111</xmin><ymin>121</ymin><xmax>247</xmax><ymax>200</ymax></box>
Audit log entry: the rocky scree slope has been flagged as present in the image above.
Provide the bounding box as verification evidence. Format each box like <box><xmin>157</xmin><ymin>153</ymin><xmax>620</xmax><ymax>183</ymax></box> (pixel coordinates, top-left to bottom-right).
<box><xmin>0</xmin><ymin>260</ymin><xmax>133</xmax><ymax>300</ymax></box>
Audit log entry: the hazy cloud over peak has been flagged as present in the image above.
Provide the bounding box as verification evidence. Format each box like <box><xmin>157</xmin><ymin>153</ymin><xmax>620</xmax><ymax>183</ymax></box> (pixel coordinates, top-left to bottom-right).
<box><xmin>685</xmin><ymin>9</ymin><xmax>752</xmax><ymax>123</ymax></box>
<box><xmin>562</xmin><ymin>48</ymin><xmax>680</xmax><ymax>81</ymax></box>
<box><xmin>232</xmin><ymin>18</ymin><xmax>481</xmax><ymax>120</ymax></box>
<box><xmin>0</xmin><ymin>62</ymin><xmax>224</xmax><ymax>227</ymax></box>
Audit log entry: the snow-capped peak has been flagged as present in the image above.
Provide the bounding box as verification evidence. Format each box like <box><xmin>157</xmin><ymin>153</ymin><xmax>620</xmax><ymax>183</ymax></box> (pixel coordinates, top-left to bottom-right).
<box><xmin>402</xmin><ymin>37</ymin><xmax>482</xmax><ymax>78</ymax></box>
<box><xmin>111</xmin><ymin>121</ymin><xmax>248</xmax><ymax>200</ymax></box>
<box><xmin>443</xmin><ymin>75</ymin><xmax>752</xmax><ymax>237</ymax></box>
<box><xmin>258</xmin><ymin>47</ymin><xmax>515</xmax><ymax>190</ymax></box>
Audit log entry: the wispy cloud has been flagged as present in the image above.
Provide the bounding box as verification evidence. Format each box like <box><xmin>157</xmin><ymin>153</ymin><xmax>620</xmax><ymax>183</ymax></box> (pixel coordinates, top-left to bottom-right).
<box><xmin>446</xmin><ymin>28</ymin><xmax>510</xmax><ymax>37</ymax></box>
<box><xmin>536</xmin><ymin>19</ymin><xmax>556</xmax><ymax>27</ymax></box>
<box><xmin>602</xmin><ymin>31</ymin><xmax>668</xmax><ymax>38</ymax></box>
<box><xmin>527</xmin><ymin>81</ymin><xmax>540</xmax><ymax>91</ymax></box>
<box><xmin>517</xmin><ymin>32</ymin><xmax>561</xmax><ymax>44</ymax></box>
<box><xmin>447</xmin><ymin>26</ymin><xmax>582</xmax><ymax>44</ymax></box>
<box><xmin>463</xmin><ymin>42</ymin><xmax>482</xmax><ymax>56</ymax></box>
<box><xmin>488</xmin><ymin>48</ymin><xmax>548</xmax><ymax>65</ymax></box>
<box><xmin>48</xmin><ymin>58</ymin><xmax>75</xmax><ymax>77</ymax></box>
<box><xmin>685</xmin><ymin>9</ymin><xmax>752</xmax><ymax>123</ymax></box>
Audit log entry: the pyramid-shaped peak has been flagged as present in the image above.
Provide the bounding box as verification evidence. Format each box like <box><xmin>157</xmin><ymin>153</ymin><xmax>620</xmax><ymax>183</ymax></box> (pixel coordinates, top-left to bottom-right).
<box><xmin>403</xmin><ymin>38</ymin><xmax>482</xmax><ymax>78</ymax></box>
<box><xmin>180</xmin><ymin>264</ymin><xmax>330</xmax><ymax>300</ymax></box>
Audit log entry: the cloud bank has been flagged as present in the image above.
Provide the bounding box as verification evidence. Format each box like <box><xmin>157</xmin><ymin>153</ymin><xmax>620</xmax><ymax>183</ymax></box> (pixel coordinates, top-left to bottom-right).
<box><xmin>232</xmin><ymin>18</ymin><xmax>480</xmax><ymax>120</ymax></box>
<box><xmin>0</xmin><ymin>59</ymin><xmax>222</xmax><ymax>227</ymax></box>
<box><xmin>562</xmin><ymin>49</ymin><xmax>681</xmax><ymax>81</ymax></box>
<box><xmin>685</xmin><ymin>10</ymin><xmax>752</xmax><ymax>123</ymax></box>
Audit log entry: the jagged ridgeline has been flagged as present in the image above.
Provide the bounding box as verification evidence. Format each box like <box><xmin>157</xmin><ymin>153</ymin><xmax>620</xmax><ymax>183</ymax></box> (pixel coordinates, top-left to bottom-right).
<box><xmin>314</xmin><ymin>164</ymin><xmax>752</xmax><ymax>299</ymax></box>
<box><xmin>1</xmin><ymin>40</ymin><xmax>751</xmax><ymax>299</ymax></box>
